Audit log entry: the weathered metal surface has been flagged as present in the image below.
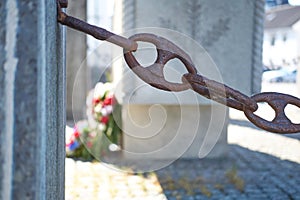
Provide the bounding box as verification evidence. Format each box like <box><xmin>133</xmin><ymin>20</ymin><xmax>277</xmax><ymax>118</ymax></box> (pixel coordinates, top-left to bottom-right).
<box><xmin>56</xmin><ymin>1</ymin><xmax>300</xmax><ymax>134</ymax></box>
<box><xmin>57</xmin><ymin>1</ymin><xmax>137</xmax><ymax>51</ymax></box>
<box><xmin>183</xmin><ymin>73</ymin><xmax>258</xmax><ymax>112</ymax></box>
<box><xmin>59</xmin><ymin>0</ymin><xmax>68</xmax><ymax>8</ymax></box>
<box><xmin>123</xmin><ymin>33</ymin><xmax>197</xmax><ymax>91</ymax></box>
<box><xmin>244</xmin><ymin>92</ymin><xmax>300</xmax><ymax>133</ymax></box>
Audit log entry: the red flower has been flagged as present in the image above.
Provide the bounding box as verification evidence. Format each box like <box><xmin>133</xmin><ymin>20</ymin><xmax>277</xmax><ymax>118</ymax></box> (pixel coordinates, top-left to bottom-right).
<box><xmin>73</xmin><ymin>126</ymin><xmax>80</xmax><ymax>138</ymax></box>
<box><xmin>92</xmin><ymin>98</ymin><xmax>101</xmax><ymax>105</ymax></box>
<box><xmin>74</xmin><ymin>131</ymin><xmax>80</xmax><ymax>138</ymax></box>
<box><xmin>100</xmin><ymin>116</ymin><xmax>109</xmax><ymax>124</ymax></box>
<box><xmin>103</xmin><ymin>96</ymin><xmax>113</xmax><ymax>106</ymax></box>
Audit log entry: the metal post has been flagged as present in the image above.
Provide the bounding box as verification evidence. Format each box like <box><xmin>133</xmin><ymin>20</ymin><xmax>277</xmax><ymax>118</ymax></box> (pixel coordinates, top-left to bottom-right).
<box><xmin>0</xmin><ymin>1</ymin><xmax>65</xmax><ymax>199</ymax></box>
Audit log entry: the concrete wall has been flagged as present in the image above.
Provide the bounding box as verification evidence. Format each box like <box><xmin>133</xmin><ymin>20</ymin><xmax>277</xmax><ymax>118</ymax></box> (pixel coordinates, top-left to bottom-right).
<box><xmin>113</xmin><ymin>0</ymin><xmax>264</xmax><ymax>161</ymax></box>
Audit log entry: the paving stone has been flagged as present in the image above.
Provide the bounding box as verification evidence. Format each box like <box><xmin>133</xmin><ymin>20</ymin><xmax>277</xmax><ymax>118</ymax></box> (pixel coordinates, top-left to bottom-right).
<box><xmin>292</xmin><ymin>194</ymin><xmax>300</xmax><ymax>200</ymax></box>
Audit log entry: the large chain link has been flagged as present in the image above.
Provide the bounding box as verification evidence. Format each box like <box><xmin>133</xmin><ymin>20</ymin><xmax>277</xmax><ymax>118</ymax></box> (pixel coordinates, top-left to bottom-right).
<box><xmin>57</xmin><ymin>0</ymin><xmax>300</xmax><ymax>134</ymax></box>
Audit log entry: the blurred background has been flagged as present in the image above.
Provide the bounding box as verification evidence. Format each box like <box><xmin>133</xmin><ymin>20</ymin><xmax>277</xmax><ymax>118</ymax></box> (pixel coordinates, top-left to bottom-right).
<box><xmin>66</xmin><ymin>0</ymin><xmax>300</xmax><ymax>120</ymax></box>
<box><xmin>65</xmin><ymin>0</ymin><xmax>300</xmax><ymax>199</ymax></box>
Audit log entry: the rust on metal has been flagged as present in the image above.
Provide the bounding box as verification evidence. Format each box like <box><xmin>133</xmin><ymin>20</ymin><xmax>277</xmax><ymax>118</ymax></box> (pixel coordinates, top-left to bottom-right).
<box><xmin>59</xmin><ymin>0</ymin><xmax>68</xmax><ymax>8</ymax></box>
<box><xmin>244</xmin><ymin>92</ymin><xmax>300</xmax><ymax>133</ymax></box>
<box><xmin>56</xmin><ymin>7</ymin><xmax>137</xmax><ymax>51</ymax></box>
<box><xmin>183</xmin><ymin>73</ymin><xmax>258</xmax><ymax>112</ymax></box>
<box><xmin>56</xmin><ymin>0</ymin><xmax>300</xmax><ymax>134</ymax></box>
<box><xmin>124</xmin><ymin>33</ymin><xmax>197</xmax><ymax>91</ymax></box>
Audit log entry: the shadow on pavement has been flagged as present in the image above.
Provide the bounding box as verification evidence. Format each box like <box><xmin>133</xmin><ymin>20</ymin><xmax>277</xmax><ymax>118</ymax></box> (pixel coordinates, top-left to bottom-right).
<box><xmin>156</xmin><ymin>144</ymin><xmax>300</xmax><ymax>200</ymax></box>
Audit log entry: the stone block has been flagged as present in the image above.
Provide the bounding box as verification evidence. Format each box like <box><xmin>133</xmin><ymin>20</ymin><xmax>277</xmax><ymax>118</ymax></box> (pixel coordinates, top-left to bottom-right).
<box><xmin>122</xmin><ymin>104</ymin><xmax>228</xmax><ymax>160</ymax></box>
<box><xmin>112</xmin><ymin>0</ymin><xmax>264</xmax><ymax>160</ymax></box>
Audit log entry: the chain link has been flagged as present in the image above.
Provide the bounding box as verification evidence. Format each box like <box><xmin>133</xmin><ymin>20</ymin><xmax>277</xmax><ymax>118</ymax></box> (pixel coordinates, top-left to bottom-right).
<box><xmin>244</xmin><ymin>92</ymin><xmax>300</xmax><ymax>133</ymax></box>
<box><xmin>183</xmin><ymin>73</ymin><xmax>258</xmax><ymax>112</ymax></box>
<box><xmin>57</xmin><ymin>1</ymin><xmax>137</xmax><ymax>51</ymax></box>
<box><xmin>57</xmin><ymin>1</ymin><xmax>300</xmax><ymax>134</ymax></box>
<box><xmin>123</xmin><ymin>33</ymin><xmax>197</xmax><ymax>91</ymax></box>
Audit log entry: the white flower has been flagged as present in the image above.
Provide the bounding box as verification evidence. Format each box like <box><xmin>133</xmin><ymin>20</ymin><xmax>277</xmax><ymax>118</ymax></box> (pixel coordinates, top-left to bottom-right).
<box><xmin>93</xmin><ymin>82</ymin><xmax>113</xmax><ymax>99</ymax></box>
<box><xmin>65</xmin><ymin>125</ymin><xmax>73</xmax><ymax>140</ymax></box>
<box><xmin>109</xmin><ymin>144</ymin><xmax>120</xmax><ymax>151</ymax></box>
<box><xmin>103</xmin><ymin>82</ymin><xmax>113</xmax><ymax>92</ymax></box>
<box><xmin>94</xmin><ymin>104</ymin><xmax>102</xmax><ymax>113</ymax></box>
<box><xmin>93</xmin><ymin>82</ymin><xmax>105</xmax><ymax>99</ymax></box>
<box><xmin>105</xmin><ymin>105</ymin><xmax>113</xmax><ymax>115</ymax></box>
<box><xmin>101</xmin><ymin>105</ymin><xmax>113</xmax><ymax>116</ymax></box>
<box><xmin>98</xmin><ymin>123</ymin><xmax>106</xmax><ymax>131</ymax></box>
<box><xmin>101</xmin><ymin>108</ymin><xmax>108</xmax><ymax>116</ymax></box>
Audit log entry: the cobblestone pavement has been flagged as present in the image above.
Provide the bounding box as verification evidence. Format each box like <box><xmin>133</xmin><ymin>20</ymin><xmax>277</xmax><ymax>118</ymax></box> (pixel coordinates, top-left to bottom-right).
<box><xmin>157</xmin><ymin>142</ymin><xmax>300</xmax><ymax>200</ymax></box>
<box><xmin>66</xmin><ymin>83</ymin><xmax>300</xmax><ymax>199</ymax></box>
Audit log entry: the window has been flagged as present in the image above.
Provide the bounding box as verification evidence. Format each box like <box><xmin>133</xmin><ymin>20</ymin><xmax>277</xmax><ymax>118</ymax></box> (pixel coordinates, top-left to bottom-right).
<box><xmin>283</xmin><ymin>34</ymin><xmax>287</xmax><ymax>42</ymax></box>
<box><xmin>271</xmin><ymin>36</ymin><xmax>276</xmax><ymax>46</ymax></box>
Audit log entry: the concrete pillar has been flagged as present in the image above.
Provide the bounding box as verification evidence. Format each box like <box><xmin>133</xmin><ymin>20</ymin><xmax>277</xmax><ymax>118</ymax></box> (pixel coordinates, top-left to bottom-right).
<box><xmin>0</xmin><ymin>1</ymin><xmax>65</xmax><ymax>199</ymax></box>
<box><xmin>66</xmin><ymin>0</ymin><xmax>88</xmax><ymax>120</ymax></box>
<box><xmin>113</xmin><ymin>0</ymin><xmax>264</xmax><ymax>161</ymax></box>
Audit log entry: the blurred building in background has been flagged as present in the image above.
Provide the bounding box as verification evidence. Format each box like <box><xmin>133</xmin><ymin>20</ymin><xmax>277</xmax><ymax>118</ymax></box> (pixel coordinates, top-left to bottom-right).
<box><xmin>265</xmin><ymin>0</ymin><xmax>289</xmax><ymax>9</ymax></box>
<box><xmin>263</xmin><ymin>5</ymin><xmax>300</xmax><ymax>69</ymax></box>
<box><xmin>67</xmin><ymin>0</ymin><xmax>115</xmax><ymax>120</ymax></box>
<box><xmin>87</xmin><ymin>0</ymin><xmax>114</xmax><ymax>85</ymax></box>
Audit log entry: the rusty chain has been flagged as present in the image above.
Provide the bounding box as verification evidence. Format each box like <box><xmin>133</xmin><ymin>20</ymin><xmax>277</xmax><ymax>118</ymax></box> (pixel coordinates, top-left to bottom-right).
<box><xmin>57</xmin><ymin>0</ymin><xmax>137</xmax><ymax>51</ymax></box>
<box><xmin>57</xmin><ymin>0</ymin><xmax>300</xmax><ymax>134</ymax></box>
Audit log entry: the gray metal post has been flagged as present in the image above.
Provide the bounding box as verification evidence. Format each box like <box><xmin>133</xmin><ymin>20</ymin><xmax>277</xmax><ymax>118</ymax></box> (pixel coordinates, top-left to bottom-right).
<box><xmin>0</xmin><ymin>1</ymin><xmax>65</xmax><ymax>199</ymax></box>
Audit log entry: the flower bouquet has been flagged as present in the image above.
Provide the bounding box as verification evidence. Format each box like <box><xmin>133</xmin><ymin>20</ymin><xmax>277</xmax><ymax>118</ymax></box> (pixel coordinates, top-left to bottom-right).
<box><xmin>66</xmin><ymin>82</ymin><xmax>122</xmax><ymax>160</ymax></box>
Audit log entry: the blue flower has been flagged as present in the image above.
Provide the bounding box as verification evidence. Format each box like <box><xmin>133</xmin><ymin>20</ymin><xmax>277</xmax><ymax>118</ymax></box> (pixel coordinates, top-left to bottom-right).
<box><xmin>69</xmin><ymin>140</ymin><xmax>80</xmax><ymax>151</ymax></box>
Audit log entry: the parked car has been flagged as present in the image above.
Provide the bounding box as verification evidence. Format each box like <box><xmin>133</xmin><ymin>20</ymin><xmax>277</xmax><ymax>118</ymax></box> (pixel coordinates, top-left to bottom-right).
<box><xmin>263</xmin><ymin>65</ymin><xmax>272</xmax><ymax>72</ymax></box>
<box><xmin>281</xmin><ymin>69</ymin><xmax>297</xmax><ymax>82</ymax></box>
<box><xmin>262</xmin><ymin>67</ymin><xmax>297</xmax><ymax>83</ymax></box>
